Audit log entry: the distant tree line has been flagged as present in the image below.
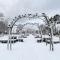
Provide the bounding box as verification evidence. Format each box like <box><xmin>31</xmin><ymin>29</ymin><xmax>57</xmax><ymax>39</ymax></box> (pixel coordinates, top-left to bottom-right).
<box><xmin>0</xmin><ymin>21</ymin><xmax>8</xmax><ymax>34</ymax></box>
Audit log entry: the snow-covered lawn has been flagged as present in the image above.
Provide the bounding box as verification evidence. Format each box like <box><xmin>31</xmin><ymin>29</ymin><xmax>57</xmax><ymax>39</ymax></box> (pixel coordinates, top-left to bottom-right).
<box><xmin>42</xmin><ymin>35</ymin><xmax>60</xmax><ymax>42</ymax></box>
<box><xmin>0</xmin><ymin>34</ymin><xmax>60</xmax><ymax>60</ymax></box>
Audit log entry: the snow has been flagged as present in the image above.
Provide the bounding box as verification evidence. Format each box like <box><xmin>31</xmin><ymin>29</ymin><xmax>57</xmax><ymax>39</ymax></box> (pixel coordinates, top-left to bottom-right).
<box><xmin>0</xmin><ymin>34</ymin><xmax>60</xmax><ymax>60</ymax></box>
<box><xmin>0</xmin><ymin>34</ymin><xmax>59</xmax><ymax>41</ymax></box>
<box><xmin>0</xmin><ymin>35</ymin><xmax>9</xmax><ymax>40</ymax></box>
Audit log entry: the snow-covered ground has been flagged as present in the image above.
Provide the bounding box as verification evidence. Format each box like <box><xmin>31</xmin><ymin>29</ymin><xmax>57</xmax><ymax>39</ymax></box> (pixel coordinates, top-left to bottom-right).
<box><xmin>0</xmin><ymin>34</ymin><xmax>60</xmax><ymax>60</ymax></box>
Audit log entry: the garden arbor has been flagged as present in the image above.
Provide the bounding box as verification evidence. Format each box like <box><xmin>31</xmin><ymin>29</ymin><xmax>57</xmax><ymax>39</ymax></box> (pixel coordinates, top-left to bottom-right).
<box><xmin>8</xmin><ymin>13</ymin><xmax>54</xmax><ymax>51</ymax></box>
<box><xmin>22</xmin><ymin>23</ymin><xmax>39</xmax><ymax>34</ymax></box>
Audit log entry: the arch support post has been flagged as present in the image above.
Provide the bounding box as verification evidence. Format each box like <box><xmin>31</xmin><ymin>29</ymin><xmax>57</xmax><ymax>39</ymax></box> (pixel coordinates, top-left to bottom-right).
<box><xmin>7</xmin><ymin>25</ymin><xmax>12</xmax><ymax>50</ymax></box>
<box><xmin>50</xmin><ymin>26</ymin><xmax>54</xmax><ymax>51</ymax></box>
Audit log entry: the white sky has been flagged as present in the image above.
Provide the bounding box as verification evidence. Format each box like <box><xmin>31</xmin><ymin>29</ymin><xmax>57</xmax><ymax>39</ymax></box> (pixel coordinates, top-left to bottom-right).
<box><xmin>0</xmin><ymin>0</ymin><xmax>60</xmax><ymax>17</ymax></box>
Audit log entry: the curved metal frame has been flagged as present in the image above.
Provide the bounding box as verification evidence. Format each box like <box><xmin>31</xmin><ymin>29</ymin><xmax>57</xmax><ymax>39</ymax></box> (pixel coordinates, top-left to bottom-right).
<box><xmin>8</xmin><ymin>13</ymin><xmax>54</xmax><ymax>51</ymax></box>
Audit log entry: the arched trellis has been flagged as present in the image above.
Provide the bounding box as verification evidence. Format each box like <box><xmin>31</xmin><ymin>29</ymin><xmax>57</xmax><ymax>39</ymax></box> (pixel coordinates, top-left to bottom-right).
<box><xmin>15</xmin><ymin>23</ymin><xmax>39</xmax><ymax>27</ymax></box>
<box><xmin>23</xmin><ymin>23</ymin><xmax>39</xmax><ymax>26</ymax></box>
<box><xmin>22</xmin><ymin>23</ymin><xmax>39</xmax><ymax>30</ymax></box>
<box><xmin>15</xmin><ymin>23</ymin><xmax>39</xmax><ymax>35</ymax></box>
<box><xmin>10</xmin><ymin>13</ymin><xmax>49</xmax><ymax>28</ymax></box>
<box><xmin>8</xmin><ymin>13</ymin><xmax>53</xmax><ymax>51</ymax></box>
<box><xmin>22</xmin><ymin>23</ymin><xmax>39</xmax><ymax>34</ymax></box>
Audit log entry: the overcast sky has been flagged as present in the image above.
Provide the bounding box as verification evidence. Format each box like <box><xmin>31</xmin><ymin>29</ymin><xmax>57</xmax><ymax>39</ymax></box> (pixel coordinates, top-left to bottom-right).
<box><xmin>0</xmin><ymin>0</ymin><xmax>60</xmax><ymax>17</ymax></box>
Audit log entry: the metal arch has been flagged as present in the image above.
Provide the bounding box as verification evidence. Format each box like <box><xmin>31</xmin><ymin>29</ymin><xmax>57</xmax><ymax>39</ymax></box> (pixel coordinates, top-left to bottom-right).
<box><xmin>8</xmin><ymin>13</ymin><xmax>52</xmax><ymax>50</ymax></box>
<box><xmin>9</xmin><ymin>13</ymin><xmax>48</xmax><ymax>30</ymax></box>
<box><xmin>23</xmin><ymin>23</ymin><xmax>39</xmax><ymax>27</ymax></box>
